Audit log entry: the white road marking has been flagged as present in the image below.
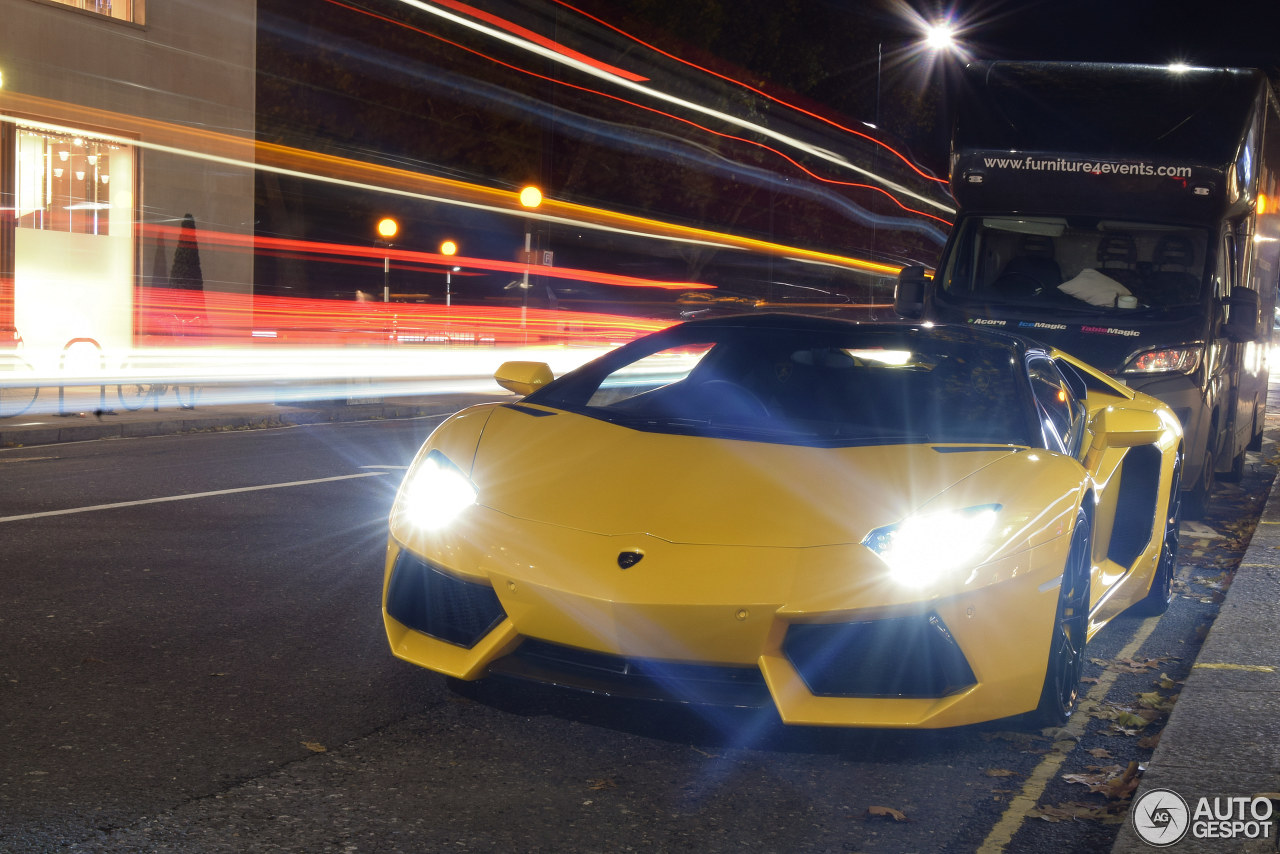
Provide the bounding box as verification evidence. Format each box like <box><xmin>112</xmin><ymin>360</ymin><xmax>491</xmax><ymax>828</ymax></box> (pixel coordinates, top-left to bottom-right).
<box><xmin>0</xmin><ymin>472</ymin><xmax>389</xmax><ymax>523</ymax></box>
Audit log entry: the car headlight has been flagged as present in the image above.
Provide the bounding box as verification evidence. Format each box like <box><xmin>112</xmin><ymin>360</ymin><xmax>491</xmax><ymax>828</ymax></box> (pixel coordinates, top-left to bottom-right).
<box><xmin>397</xmin><ymin>449</ymin><xmax>477</xmax><ymax>532</ymax></box>
<box><xmin>863</xmin><ymin>504</ymin><xmax>1001</xmax><ymax>587</ymax></box>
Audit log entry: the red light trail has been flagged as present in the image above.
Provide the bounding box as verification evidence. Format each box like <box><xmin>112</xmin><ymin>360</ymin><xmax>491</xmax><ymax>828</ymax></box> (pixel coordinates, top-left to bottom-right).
<box><xmin>319</xmin><ymin>0</ymin><xmax>953</xmax><ymax>226</ymax></box>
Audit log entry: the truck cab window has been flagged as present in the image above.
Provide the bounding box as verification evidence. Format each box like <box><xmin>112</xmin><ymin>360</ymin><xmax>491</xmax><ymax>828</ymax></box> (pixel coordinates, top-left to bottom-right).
<box><xmin>940</xmin><ymin>217</ymin><xmax>1208</xmax><ymax>313</ymax></box>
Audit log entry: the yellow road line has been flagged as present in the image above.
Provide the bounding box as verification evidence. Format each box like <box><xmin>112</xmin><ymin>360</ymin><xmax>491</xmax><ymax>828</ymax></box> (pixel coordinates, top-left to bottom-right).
<box><xmin>1193</xmin><ymin>662</ymin><xmax>1275</xmax><ymax>672</ymax></box>
<box><xmin>977</xmin><ymin>614</ymin><xmax>1162</xmax><ymax>853</ymax></box>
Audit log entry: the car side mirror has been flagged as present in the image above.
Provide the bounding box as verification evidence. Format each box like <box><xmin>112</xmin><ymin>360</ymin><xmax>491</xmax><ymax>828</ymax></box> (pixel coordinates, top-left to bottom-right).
<box><xmin>894</xmin><ymin>266</ymin><xmax>927</xmax><ymax>319</ymax></box>
<box><xmin>1083</xmin><ymin>406</ymin><xmax>1167</xmax><ymax>469</ymax></box>
<box><xmin>1224</xmin><ymin>286</ymin><xmax>1260</xmax><ymax>343</ymax></box>
<box><xmin>494</xmin><ymin>361</ymin><xmax>553</xmax><ymax>396</ymax></box>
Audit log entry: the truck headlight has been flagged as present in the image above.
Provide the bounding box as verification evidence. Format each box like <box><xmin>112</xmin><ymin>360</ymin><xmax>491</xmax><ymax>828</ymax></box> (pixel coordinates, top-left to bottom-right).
<box><xmin>1121</xmin><ymin>346</ymin><xmax>1201</xmax><ymax>376</ymax></box>
<box><xmin>863</xmin><ymin>504</ymin><xmax>1001</xmax><ymax>587</ymax></box>
<box><xmin>397</xmin><ymin>450</ymin><xmax>477</xmax><ymax>532</ymax></box>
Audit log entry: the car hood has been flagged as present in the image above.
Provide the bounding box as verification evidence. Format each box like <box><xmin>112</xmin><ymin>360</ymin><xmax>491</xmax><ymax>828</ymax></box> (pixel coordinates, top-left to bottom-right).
<box><xmin>468</xmin><ymin>404</ymin><xmax>1022</xmax><ymax>548</ymax></box>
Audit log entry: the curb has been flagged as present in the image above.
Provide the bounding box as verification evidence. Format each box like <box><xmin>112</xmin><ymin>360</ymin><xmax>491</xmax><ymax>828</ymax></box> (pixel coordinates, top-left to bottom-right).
<box><xmin>1111</xmin><ymin>469</ymin><xmax>1280</xmax><ymax>852</ymax></box>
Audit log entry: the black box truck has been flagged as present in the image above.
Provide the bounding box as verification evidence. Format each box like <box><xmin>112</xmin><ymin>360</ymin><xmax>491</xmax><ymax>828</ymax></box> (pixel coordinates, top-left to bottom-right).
<box><xmin>896</xmin><ymin>62</ymin><xmax>1280</xmax><ymax>517</ymax></box>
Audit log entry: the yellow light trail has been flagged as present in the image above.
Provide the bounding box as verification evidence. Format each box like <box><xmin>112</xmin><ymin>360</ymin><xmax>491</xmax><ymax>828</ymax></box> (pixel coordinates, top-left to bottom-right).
<box><xmin>0</xmin><ymin>91</ymin><xmax>906</xmax><ymax>278</ymax></box>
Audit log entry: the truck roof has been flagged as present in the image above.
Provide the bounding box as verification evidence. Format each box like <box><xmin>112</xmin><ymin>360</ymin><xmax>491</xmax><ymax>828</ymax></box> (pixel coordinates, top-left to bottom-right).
<box><xmin>954</xmin><ymin>62</ymin><xmax>1266</xmax><ymax>164</ymax></box>
<box><xmin>950</xmin><ymin>62</ymin><xmax>1278</xmax><ymax>220</ymax></box>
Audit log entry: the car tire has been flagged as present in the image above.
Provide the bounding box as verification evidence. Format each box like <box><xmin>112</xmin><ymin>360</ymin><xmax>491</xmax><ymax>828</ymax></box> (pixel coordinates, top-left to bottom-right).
<box><xmin>1034</xmin><ymin>508</ymin><xmax>1091</xmax><ymax>727</ymax></box>
<box><xmin>1130</xmin><ymin>453</ymin><xmax>1182</xmax><ymax>617</ymax></box>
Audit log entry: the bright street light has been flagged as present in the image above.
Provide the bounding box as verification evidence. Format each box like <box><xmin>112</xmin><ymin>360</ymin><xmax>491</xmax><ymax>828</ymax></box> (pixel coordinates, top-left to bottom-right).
<box><xmin>519</xmin><ymin>185</ymin><xmax>542</xmax><ymax>209</ymax></box>
<box><xmin>518</xmin><ymin>187</ymin><xmax>542</xmax><ymax>336</ymax></box>
<box><xmin>924</xmin><ymin>22</ymin><xmax>957</xmax><ymax>52</ymax></box>
<box><xmin>441</xmin><ymin>240</ymin><xmax>458</xmax><ymax>306</ymax></box>
<box><xmin>375</xmin><ymin>217</ymin><xmax>399</xmax><ymax>302</ymax></box>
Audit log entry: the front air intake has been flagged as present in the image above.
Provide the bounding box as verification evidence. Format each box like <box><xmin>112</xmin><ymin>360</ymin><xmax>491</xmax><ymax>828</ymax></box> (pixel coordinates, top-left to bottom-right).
<box><xmin>783</xmin><ymin>612</ymin><xmax>976</xmax><ymax>698</ymax></box>
<box><xmin>386</xmin><ymin>551</ymin><xmax>506</xmax><ymax>648</ymax></box>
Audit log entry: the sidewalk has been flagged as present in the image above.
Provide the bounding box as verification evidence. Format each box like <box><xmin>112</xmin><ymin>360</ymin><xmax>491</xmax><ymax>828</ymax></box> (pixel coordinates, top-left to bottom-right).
<box><xmin>4</xmin><ymin>382</ymin><xmax>1278</xmax><ymax>851</ymax></box>
<box><xmin>1111</xmin><ymin>475</ymin><xmax>1280</xmax><ymax>852</ymax></box>
<box><xmin>0</xmin><ymin>384</ymin><xmax>510</xmax><ymax>448</ymax></box>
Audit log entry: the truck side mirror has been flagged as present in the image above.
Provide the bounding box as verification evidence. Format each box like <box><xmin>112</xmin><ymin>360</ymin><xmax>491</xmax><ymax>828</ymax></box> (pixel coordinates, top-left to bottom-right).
<box><xmin>895</xmin><ymin>266</ymin><xmax>927</xmax><ymax>319</ymax></box>
<box><xmin>1224</xmin><ymin>286</ymin><xmax>1260</xmax><ymax>343</ymax></box>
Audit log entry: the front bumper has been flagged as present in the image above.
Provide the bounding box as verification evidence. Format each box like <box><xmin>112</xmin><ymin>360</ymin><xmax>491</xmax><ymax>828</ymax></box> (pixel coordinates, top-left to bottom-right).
<box><xmin>382</xmin><ymin>525</ymin><xmax>1069</xmax><ymax>729</ymax></box>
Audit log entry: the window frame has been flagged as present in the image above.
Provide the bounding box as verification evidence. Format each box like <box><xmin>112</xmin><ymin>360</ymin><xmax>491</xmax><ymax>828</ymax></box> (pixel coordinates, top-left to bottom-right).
<box><xmin>1026</xmin><ymin>354</ymin><xmax>1087</xmax><ymax>456</ymax></box>
<box><xmin>27</xmin><ymin>0</ymin><xmax>145</xmax><ymax>26</ymax></box>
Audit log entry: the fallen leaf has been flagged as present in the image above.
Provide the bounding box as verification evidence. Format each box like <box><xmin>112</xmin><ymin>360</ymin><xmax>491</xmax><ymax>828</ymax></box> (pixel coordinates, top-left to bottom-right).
<box><xmin>1030</xmin><ymin>805</ymin><xmax>1078</xmax><ymax>823</ymax></box>
<box><xmin>1087</xmin><ymin>748</ymin><xmax>1114</xmax><ymax>760</ymax></box>
<box><xmin>1032</xmin><ymin>802</ymin><xmax>1127</xmax><ymax>824</ymax></box>
<box><xmin>985</xmin><ymin>768</ymin><xmax>1017</xmax><ymax>778</ymax></box>
<box><xmin>1112</xmin><ymin>711</ymin><xmax>1151</xmax><ymax>730</ymax></box>
<box><xmin>1137</xmin><ymin>733</ymin><xmax>1162</xmax><ymax>750</ymax></box>
<box><xmin>301</xmin><ymin>741</ymin><xmax>327</xmax><ymax>753</ymax></box>
<box><xmin>586</xmin><ymin>778</ymin><xmax>617</xmax><ymax>791</ymax></box>
<box><xmin>1112</xmin><ymin>656</ymin><xmax>1178</xmax><ymax>673</ymax></box>
<box><xmin>1136</xmin><ymin>691</ymin><xmax>1178</xmax><ymax>714</ymax></box>
<box><xmin>1063</xmin><ymin>760</ymin><xmax>1142</xmax><ymax>801</ymax></box>
<box><xmin>866</xmin><ymin>806</ymin><xmax>909</xmax><ymax>822</ymax></box>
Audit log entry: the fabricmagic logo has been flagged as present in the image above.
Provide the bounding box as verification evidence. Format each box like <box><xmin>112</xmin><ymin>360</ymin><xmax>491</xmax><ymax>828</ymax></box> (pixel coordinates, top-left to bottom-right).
<box><xmin>1131</xmin><ymin>787</ymin><xmax>1276</xmax><ymax>847</ymax></box>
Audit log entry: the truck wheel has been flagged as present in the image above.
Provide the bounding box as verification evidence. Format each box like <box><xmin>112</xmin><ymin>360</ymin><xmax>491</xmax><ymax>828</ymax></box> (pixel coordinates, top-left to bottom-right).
<box><xmin>1248</xmin><ymin>408</ymin><xmax>1264</xmax><ymax>452</ymax></box>
<box><xmin>1220</xmin><ymin>447</ymin><xmax>1246</xmax><ymax>483</ymax></box>
<box><xmin>1183</xmin><ymin>445</ymin><xmax>1214</xmax><ymax>520</ymax></box>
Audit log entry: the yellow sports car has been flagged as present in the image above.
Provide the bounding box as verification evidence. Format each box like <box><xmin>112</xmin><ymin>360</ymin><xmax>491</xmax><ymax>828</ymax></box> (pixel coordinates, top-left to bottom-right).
<box><xmin>382</xmin><ymin>314</ymin><xmax>1182</xmax><ymax>728</ymax></box>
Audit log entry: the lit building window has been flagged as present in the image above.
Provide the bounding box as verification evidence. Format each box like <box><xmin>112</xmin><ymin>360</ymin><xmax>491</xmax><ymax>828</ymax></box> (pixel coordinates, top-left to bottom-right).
<box><xmin>44</xmin><ymin>0</ymin><xmax>143</xmax><ymax>25</ymax></box>
<box><xmin>16</xmin><ymin>126</ymin><xmax>125</xmax><ymax>236</ymax></box>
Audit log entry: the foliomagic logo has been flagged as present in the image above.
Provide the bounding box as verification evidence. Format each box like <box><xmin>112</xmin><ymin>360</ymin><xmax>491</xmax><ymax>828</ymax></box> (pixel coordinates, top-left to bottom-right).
<box><xmin>1132</xmin><ymin>787</ymin><xmax>1277</xmax><ymax>846</ymax></box>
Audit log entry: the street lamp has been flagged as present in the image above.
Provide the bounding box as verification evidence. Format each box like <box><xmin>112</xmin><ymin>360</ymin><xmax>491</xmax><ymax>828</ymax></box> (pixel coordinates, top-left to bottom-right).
<box><xmin>376</xmin><ymin>217</ymin><xmax>398</xmax><ymax>302</ymax></box>
<box><xmin>518</xmin><ymin>186</ymin><xmax>542</xmax><ymax>336</ymax></box>
<box><xmin>875</xmin><ymin>17</ymin><xmax>962</xmax><ymax>128</ymax></box>
<box><xmin>440</xmin><ymin>239</ymin><xmax>458</xmax><ymax>307</ymax></box>
<box><xmin>923</xmin><ymin>22</ymin><xmax>957</xmax><ymax>52</ymax></box>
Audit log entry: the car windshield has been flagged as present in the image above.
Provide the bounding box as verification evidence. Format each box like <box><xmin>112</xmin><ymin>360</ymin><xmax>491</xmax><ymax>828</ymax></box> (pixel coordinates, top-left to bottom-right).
<box><xmin>530</xmin><ymin>325</ymin><xmax>1035</xmax><ymax>447</ymax></box>
<box><xmin>938</xmin><ymin>216</ymin><xmax>1208</xmax><ymax>316</ymax></box>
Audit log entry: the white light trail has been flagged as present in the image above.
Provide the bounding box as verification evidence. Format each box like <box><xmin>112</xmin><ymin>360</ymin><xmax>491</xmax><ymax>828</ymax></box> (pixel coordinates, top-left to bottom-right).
<box><xmin>396</xmin><ymin>0</ymin><xmax>956</xmax><ymax>215</ymax></box>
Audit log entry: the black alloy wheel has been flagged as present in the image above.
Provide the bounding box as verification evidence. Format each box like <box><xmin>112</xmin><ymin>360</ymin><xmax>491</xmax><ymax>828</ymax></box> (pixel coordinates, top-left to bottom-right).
<box><xmin>1035</xmin><ymin>508</ymin><xmax>1091</xmax><ymax>726</ymax></box>
<box><xmin>1132</xmin><ymin>452</ymin><xmax>1183</xmax><ymax>616</ymax></box>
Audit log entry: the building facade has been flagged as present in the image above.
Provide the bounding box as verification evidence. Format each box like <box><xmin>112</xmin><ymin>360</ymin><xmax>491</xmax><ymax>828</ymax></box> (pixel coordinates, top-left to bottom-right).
<box><xmin>1</xmin><ymin>0</ymin><xmax>256</xmax><ymax>365</ymax></box>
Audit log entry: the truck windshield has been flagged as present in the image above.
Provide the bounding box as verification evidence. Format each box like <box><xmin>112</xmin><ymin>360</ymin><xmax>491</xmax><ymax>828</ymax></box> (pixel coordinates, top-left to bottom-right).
<box><xmin>938</xmin><ymin>216</ymin><xmax>1208</xmax><ymax>315</ymax></box>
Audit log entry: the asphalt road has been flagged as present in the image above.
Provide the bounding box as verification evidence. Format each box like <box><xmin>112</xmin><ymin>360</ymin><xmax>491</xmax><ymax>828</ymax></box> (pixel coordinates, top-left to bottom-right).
<box><xmin>0</xmin><ymin>415</ymin><xmax>1272</xmax><ymax>853</ymax></box>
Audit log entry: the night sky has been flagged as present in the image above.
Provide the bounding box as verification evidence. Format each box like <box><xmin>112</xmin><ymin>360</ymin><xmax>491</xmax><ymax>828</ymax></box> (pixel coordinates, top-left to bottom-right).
<box><xmin>252</xmin><ymin>0</ymin><xmax>1280</xmax><ymax>295</ymax></box>
<box><xmin>915</xmin><ymin>0</ymin><xmax>1279</xmax><ymax>74</ymax></box>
